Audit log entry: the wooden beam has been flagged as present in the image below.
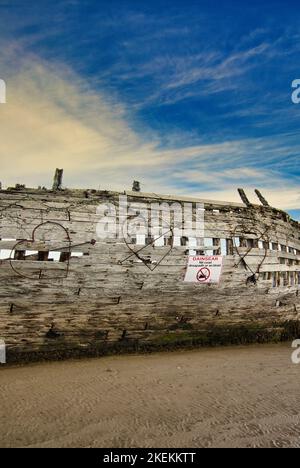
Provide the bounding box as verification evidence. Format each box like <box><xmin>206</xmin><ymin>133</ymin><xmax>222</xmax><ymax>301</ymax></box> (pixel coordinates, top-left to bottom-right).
<box><xmin>237</xmin><ymin>188</ymin><xmax>252</xmax><ymax>207</ymax></box>
<box><xmin>255</xmin><ymin>189</ymin><xmax>270</xmax><ymax>207</ymax></box>
<box><xmin>52</xmin><ymin>168</ymin><xmax>63</xmax><ymax>191</ymax></box>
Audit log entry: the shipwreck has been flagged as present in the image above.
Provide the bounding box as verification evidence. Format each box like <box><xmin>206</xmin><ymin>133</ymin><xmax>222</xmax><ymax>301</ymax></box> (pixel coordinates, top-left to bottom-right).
<box><xmin>0</xmin><ymin>170</ymin><xmax>299</xmax><ymax>362</ymax></box>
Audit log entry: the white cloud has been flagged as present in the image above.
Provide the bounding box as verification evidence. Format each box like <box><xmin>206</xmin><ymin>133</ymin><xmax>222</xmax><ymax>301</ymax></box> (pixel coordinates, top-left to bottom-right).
<box><xmin>0</xmin><ymin>43</ymin><xmax>298</xmax><ymax>214</ymax></box>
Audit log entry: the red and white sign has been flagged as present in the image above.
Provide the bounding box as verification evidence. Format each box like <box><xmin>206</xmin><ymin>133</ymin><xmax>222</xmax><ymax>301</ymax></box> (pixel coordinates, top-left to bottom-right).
<box><xmin>184</xmin><ymin>256</ymin><xmax>223</xmax><ymax>284</ymax></box>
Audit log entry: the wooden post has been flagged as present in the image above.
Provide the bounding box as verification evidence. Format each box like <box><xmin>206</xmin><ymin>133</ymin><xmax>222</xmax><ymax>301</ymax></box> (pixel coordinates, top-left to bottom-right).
<box><xmin>52</xmin><ymin>168</ymin><xmax>63</xmax><ymax>191</ymax></box>
<box><xmin>132</xmin><ymin>181</ymin><xmax>141</xmax><ymax>192</ymax></box>
<box><xmin>237</xmin><ymin>188</ymin><xmax>252</xmax><ymax>207</ymax></box>
<box><xmin>254</xmin><ymin>189</ymin><xmax>270</xmax><ymax>207</ymax></box>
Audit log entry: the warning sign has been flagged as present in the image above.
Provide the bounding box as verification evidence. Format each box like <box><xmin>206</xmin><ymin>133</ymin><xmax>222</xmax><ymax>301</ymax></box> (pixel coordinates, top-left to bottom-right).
<box><xmin>184</xmin><ymin>256</ymin><xmax>223</xmax><ymax>284</ymax></box>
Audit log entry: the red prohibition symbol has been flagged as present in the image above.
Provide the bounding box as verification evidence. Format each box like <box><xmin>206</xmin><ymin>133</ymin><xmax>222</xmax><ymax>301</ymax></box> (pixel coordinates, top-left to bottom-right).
<box><xmin>197</xmin><ymin>267</ymin><xmax>211</xmax><ymax>282</ymax></box>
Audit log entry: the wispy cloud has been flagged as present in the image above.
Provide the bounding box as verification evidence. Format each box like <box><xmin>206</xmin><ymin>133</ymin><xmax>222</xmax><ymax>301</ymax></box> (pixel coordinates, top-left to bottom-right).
<box><xmin>164</xmin><ymin>43</ymin><xmax>270</xmax><ymax>90</ymax></box>
<box><xmin>0</xmin><ymin>43</ymin><xmax>298</xmax><ymax>215</ymax></box>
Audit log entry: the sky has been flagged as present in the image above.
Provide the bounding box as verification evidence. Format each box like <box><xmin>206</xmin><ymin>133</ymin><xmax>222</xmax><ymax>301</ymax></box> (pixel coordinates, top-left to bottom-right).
<box><xmin>0</xmin><ymin>0</ymin><xmax>299</xmax><ymax>219</ymax></box>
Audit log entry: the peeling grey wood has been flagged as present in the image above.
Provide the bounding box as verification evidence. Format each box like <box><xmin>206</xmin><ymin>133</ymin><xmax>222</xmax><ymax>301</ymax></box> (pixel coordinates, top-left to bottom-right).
<box><xmin>0</xmin><ymin>187</ymin><xmax>299</xmax><ymax>361</ymax></box>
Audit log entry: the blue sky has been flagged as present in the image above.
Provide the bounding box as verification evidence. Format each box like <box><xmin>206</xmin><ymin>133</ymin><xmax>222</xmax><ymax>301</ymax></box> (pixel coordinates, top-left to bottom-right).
<box><xmin>0</xmin><ymin>0</ymin><xmax>299</xmax><ymax>218</ymax></box>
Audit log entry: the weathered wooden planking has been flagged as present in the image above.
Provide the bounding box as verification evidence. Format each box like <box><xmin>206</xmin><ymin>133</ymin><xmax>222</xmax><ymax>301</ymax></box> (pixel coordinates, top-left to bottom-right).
<box><xmin>0</xmin><ymin>187</ymin><xmax>299</xmax><ymax>361</ymax></box>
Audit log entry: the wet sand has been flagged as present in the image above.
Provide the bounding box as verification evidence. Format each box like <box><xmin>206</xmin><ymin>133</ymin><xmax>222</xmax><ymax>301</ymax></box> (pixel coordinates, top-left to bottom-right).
<box><xmin>1</xmin><ymin>344</ymin><xmax>300</xmax><ymax>448</ymax></box>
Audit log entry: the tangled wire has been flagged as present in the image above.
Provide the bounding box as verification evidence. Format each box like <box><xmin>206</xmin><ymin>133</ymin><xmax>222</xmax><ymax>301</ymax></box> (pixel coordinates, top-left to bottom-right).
<box><xmin>231</xmin><ymin>223</ymin><xmax>271</xmax><ymax>285</ymax></box>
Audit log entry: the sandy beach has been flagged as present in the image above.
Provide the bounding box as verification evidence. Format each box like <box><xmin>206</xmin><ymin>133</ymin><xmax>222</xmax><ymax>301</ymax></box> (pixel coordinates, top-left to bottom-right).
<box><xmin>1</xmin><ymin>343</ymin><xmax>300</xmax><ymax>448</ymax></box>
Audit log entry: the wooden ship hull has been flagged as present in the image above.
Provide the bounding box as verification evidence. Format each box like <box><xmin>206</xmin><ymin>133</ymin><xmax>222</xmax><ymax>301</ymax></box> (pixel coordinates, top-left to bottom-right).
<box><xmin>0</xmin><ymin>180</ymin><xmax>299</xmax><ymax>362</ymax></box>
